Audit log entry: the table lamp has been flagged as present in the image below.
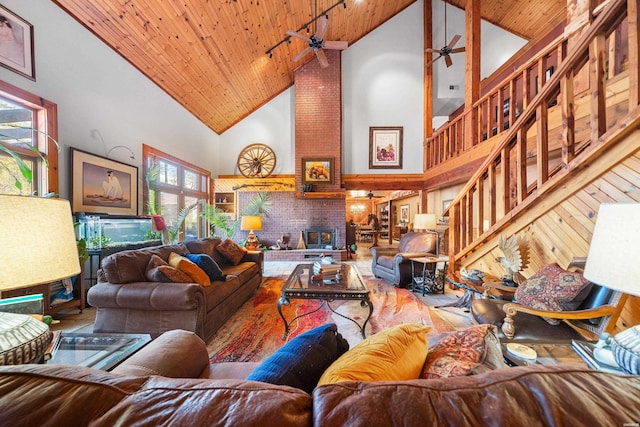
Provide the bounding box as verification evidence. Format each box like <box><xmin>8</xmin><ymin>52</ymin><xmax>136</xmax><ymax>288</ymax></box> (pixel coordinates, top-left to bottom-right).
<box><xmin>0</xmin><ymin>196</ymin><xmax>81</xmax><ymax>365</ymax></box>
<box><xmin>241</xmin><ymin>215</ymin><xmax>263</xmax><ymax>250</ymax></box>
<box><xmin>413</xmin><ymin>213</ymin><xmax>439</xmax><ymax>256</ymax></box>
<box><xmin>583</xmin><ymin>203</ymin><xmax>640</xmax><ymax>374</ymax></box>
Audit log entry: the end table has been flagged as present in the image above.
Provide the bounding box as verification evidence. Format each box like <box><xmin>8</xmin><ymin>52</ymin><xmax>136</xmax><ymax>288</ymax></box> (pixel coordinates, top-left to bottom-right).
<box><xmin>409</xmin><ymin>256</ymin><xmax>449</xmax><ymax>296</ymax></box>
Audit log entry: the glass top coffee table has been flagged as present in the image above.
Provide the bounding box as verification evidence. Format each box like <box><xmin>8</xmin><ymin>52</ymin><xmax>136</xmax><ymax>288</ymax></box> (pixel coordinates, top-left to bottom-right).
<box><xmin>47</xmin><ymin>333</ymin><xmax>151</xmax><ymax>371</ymax></box>
<box><xmin>278</xmin><ymin>263</ymin><xmax>373</xmax><ymax>340</ymax></box>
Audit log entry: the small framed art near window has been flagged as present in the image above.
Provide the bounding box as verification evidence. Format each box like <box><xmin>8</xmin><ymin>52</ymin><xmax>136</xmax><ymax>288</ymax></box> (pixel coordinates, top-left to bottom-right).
<box><xmin>0</xmin><ymin>5</ymin><xmax>35</xmax><ymax>80</ymax></box>
<box><xmin>369</xmin><ymin>126</ymin><xmax>403</xmax><ymax>169</ymax></box>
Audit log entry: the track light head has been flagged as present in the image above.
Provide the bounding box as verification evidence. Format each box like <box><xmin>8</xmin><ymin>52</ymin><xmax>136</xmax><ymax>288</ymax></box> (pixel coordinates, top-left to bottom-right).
<box><xmin>342</xmin><ymin>1</ymin><xmax>346</xmax><ymax>8</ymax></box>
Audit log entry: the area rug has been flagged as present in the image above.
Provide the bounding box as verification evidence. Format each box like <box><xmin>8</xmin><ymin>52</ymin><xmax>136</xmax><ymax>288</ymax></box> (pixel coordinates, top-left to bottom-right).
<box><xmin>207</xmin><ymin>275</ymin><xmax>456</xmax><ymax>363</ymax></box>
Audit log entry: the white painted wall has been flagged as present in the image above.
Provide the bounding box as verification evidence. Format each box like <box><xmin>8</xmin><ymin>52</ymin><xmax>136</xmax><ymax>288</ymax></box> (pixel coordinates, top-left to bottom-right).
<box><xmin>4</xmin><ymin>0</ymin><xmax>528</xmax><ymax>188</ymax></box>
<box><xmin>218</xmin><ymin>89</ymin><xmax>295</xmax><ymax>176</ymax></box>
<box><xmin>0</xmin><ymin>0</ymin><xmax>218</xmax><ymax>203</ymax></box>
<box><xmin>220</xmin><ymin>0</ymin><xmax>526</xmax><ymax>177</ymax></box>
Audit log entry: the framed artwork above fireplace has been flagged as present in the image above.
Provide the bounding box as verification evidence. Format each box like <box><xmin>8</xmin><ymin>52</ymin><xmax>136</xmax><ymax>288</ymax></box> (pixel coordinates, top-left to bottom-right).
<box><xmin>302</xmin><ymin>157</ymin><xmax>334</xmax><ymax>184</ymax></box>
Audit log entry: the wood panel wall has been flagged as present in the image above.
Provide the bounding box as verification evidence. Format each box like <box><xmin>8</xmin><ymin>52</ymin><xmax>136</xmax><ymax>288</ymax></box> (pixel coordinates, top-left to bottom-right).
<box><xmin>460</xmin><ymin>139</ymin><xmax>640</xmax><ymax>333</ymax></box>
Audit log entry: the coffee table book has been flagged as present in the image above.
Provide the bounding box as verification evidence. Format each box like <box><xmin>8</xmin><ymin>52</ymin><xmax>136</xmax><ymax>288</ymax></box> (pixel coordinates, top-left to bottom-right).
<box><xmin>571</xmin><ymin>340</ymin><xmax>625</xmax><ymax>374</ymax></box>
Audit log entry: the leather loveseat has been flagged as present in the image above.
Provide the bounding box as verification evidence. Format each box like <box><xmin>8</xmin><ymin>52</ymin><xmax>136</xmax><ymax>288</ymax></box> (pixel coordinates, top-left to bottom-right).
<box><xmin>371</xmin><ymin>231</ymin><xmax>438</xmax><ymax>287</ymax></box>
<box><xmin>87</xmin><ymin>238</ymin><xmax>263</xmax><ymax>341</ymax></box>
<box><xmin>0</xmin><ymin>329</ymin><xmax>639</xmax><ymax>426</ymax></box>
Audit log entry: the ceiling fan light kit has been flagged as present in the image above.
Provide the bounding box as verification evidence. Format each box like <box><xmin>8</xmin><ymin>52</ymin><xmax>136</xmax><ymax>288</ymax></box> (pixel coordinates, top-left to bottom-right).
<box><xmin>265</xmin><ymin>0</ymin><xmax>348</xmax><ymax>67</ymax></box>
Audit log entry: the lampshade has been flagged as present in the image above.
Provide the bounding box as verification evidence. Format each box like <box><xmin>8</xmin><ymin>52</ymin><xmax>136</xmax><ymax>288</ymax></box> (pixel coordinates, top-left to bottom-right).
<box><xmin>583</xmin><ymin>203</ymin><xmax>640</xmax><ymax>296</ymax></box>
<box><xmin>413</xmin><ymin>213</ymin><xmax>437</xmax><ymax>231</ymax></box>
<box><xmin>0</xmin><ymin>196</ymin><xmax>81</xmax><ymax>365</ymax></box>
<box><xmin>240</xmin><ymin>215</ymin><xmax>263</xmax><ymax>231</ymax></box>
<box><xmin>0</xmin><ymin>196</ymin><xmax>81</xmax><ymax>290</ymax></box>
<box><xmin>584</xmin><ymin>203</ymin><xmax>640</xmax><ymax>375</ymax></box>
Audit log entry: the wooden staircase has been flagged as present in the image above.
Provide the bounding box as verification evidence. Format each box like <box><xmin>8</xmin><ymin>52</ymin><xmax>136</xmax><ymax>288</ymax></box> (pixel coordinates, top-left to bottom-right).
<box><xmin>428</xmin><ymin>0</ymin><xmax>639</xmax><ymax>333</ymax></box>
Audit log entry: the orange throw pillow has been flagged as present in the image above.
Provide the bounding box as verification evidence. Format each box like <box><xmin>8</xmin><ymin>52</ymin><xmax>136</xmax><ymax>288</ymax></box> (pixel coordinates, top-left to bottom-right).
<box><xmin>168</xmin><ymin>252</ymin><xmax>211</xmax><ymax>286</ymax></box>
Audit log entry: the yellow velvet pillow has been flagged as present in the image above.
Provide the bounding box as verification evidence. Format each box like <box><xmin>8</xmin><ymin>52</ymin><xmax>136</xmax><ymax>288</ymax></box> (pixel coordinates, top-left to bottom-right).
<box><xmin>168</xmin><ymin>252</ymin><xmax>211</xmax><ymax>286</ymax></box>
<box><xmin>317</xmin><ymin>323</ymin><xmax>431</xmax><ymax>385</ymax></box>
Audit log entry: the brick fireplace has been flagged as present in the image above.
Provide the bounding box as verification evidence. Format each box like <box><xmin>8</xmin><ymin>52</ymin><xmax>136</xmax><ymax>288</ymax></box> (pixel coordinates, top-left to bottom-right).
<box><xmin>295</xmin><ymin>50</ymin><xmax>343</xmax><ymax>193</ymax></box>
<box><xmin>237</xmin><ymin>53</ymin><xmax>347</xmax><ymax>260</ymax></box>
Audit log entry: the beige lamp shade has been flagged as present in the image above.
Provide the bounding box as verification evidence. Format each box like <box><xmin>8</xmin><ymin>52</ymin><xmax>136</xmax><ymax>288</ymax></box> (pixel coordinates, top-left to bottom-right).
<box><xmin>240</xmin><ymin>215</ymin><xmax>263</xmax><ymax>231</ymax></box>
<box><xmin>0</xmin><ymin>196</ymin><xmax>81</xmax><ymax>291</ymax></box>
<box><xmin>584</xmin><ymin>203</ymin><xmax>640</xmax><ymax>297</ymax></box>
<box><xmin>413</xmin><ymin>213</ymin><xmax>437</xmax><ymax>231</ymax></box>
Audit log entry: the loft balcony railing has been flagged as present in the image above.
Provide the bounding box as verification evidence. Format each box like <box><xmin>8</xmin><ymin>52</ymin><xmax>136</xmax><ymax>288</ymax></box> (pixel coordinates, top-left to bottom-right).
<box><xmin>441</xmin><ymin>0</ymin><xmax>639</xmax><ymax>263</ymax></box>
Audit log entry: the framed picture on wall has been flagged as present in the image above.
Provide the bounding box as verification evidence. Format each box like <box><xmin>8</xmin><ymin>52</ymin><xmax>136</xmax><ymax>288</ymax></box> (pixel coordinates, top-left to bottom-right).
<box><xmin>302</xmin><ymin>157</ymin><xmax>334</xmax><ymax>184</ymax></box>
<box><xmin>369</xmin><ymin>126</ymin><xmax>403</xmax><ymax>169</ymax></box>
<box><xmin>400</xmin><ymin>204</ymin><xmax>410</xmax><ymax>224</ymax></box>
<box><xmin>0</xmin><ymin>5</ymin><xmax>35</xmax><ymax>80</ymax></box>
<box><xmin>71</xmin><ymin>148</ymin><xmax>138</xmax><ymax>215</ymax></box>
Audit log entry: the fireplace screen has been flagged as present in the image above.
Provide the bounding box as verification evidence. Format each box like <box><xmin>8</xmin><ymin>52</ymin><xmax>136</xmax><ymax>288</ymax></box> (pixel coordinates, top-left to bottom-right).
<box><xmin>304</xmin><ymin>229</ymin><xmax>335</xmax><ymax>249</ymax></box>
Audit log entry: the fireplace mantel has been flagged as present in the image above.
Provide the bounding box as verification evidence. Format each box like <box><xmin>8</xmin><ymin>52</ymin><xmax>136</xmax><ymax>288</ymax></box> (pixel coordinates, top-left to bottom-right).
<box><xmin>295</xmin><ymin>191</ymin><xmax>346</xmax><ymax>199</ymax></box>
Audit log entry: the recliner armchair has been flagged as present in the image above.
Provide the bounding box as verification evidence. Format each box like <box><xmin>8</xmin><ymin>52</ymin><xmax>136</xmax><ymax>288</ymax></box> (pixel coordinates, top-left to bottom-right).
<box><xmin>371</xmin><ymin>232</ymin><xmax>438</xmax><ymax>287</ymax></box>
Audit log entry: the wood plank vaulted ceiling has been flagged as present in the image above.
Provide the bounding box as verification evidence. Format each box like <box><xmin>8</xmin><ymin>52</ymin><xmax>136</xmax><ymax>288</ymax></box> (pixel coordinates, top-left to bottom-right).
<box><xmin>52</xmin><ymin>0</ymin><xmax>566</xmax><ymax>134</ymax></box>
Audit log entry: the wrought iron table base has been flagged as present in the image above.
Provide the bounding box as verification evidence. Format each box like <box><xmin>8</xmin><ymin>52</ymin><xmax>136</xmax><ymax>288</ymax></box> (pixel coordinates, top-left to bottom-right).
<box><xmin>278</xmin><ymin>296</ymin><xmax>373</xmax><ymax>340</ymax></box>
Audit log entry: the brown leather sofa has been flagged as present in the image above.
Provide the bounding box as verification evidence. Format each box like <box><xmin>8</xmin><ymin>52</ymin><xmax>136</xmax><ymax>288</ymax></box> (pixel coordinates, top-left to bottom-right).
<box><xmin>1</xmin><ymin>329</ymin><xmax>638</xmax><ymax>426</ymax></box>
<box><xmin>87</xmin><ymin>238</ymin><xmax>263</xmax><ymax>341</ymax></box>
<box><xmin>371</xmin><ymin>231</ymin><xmax>438</xmax><ymax>287</ymax></box>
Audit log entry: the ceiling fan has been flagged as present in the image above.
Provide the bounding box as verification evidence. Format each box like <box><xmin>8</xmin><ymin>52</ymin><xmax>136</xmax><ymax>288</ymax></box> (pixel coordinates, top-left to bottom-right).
<box><xmin>426</xmin><ymin>2</ymin><xmax>465</xmax><ymax>68</ymax></box>
<box><xmin>286</xmin><ymin>16</ymin><xmax>348</xmax><ymax>68</ymax></box>
<box><xmin>351</xmin><ymin>191</ymin><xmax>385</xmax><ymax>200</ymax></box>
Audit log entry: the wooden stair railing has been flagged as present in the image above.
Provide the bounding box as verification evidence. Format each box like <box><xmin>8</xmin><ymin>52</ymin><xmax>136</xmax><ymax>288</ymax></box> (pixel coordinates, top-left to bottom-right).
<box><xmin>445</xmin><ymin>0</ymin><xmax>639</xmax><ymax>264</ymax></box>
<box><xmin>425</xmin><ymin>35</ymin><xmax>568</xmax><ymax>168</ymax></box>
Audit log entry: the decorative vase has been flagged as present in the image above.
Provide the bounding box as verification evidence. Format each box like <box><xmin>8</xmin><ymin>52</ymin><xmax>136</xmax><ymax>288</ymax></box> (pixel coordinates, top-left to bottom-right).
<box><xmin>297</xmin><ymin>231</ymin><xmax>306</xmax><ymax>249</ymax></box>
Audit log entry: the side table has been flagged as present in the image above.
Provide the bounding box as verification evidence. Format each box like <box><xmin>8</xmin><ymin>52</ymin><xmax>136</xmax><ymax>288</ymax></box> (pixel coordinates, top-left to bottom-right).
<box><xmin>502</xmin><ymin>340</ymin><xmax>588</xmax><ymax>368</ymax></box>
<box><xmin>409</xmin><ymin>256</ymin><xmax>449</xmax><ymax>296</ymax></box>
<box><xmin>47</xmin><ymin>332</ymin><xmax>151</xmax><ymax>371</ymax></box>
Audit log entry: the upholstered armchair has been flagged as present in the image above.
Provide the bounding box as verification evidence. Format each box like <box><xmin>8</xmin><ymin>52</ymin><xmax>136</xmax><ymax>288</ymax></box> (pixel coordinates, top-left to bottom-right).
<box><xmin>471</xmin><ymin>258</ymin><xmax>626</xmax><ymax>341</ymax></box>
<box><xmin>371</xmin><ymin>232</ymin><xmax>438</xmax><ymax>287</ymax></box>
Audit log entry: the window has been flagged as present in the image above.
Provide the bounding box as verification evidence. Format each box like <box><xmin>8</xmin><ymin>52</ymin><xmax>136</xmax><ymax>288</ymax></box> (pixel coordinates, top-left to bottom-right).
<box><xmin>0</xmin><ymin>81</ymin><xmax>58</xmax><ymax>195</ymax></box>
<box><xmin>143</xmin><ymin>144</ymin><xmax>210</xmax><ymax>242</ymax></box>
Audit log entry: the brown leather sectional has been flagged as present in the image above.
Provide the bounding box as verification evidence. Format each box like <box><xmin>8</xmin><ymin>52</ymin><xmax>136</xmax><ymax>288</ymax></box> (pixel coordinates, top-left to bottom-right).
<box><xmin>1</xmin><ymin>329</ymin><xmax>638</xmax><ymax>426</ymax></box>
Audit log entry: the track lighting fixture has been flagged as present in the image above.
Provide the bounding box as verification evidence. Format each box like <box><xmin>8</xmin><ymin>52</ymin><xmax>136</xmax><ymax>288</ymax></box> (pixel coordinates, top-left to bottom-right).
<box><xmin>265</xmin><ymin>0</ymin><xmax>347</xmax><ymax>59</ymax></box>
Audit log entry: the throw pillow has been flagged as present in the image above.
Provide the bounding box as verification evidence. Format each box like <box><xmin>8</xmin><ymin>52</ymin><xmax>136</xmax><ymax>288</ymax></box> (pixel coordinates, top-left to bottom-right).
<box><xmin>146</xmin><ymin>265</ymin><xmax>193</xmax><ymax>283</ymax></box>
<box><xmin>420</xmin><ymin>324</ymin><xmax>505</xmax><ymax>379</ymax></box>
<box><xmin>246</xmin><ymin>323</ymin><xmax>349</xmax><ymax>394</ymax></box>
<box><xmin>145</xmin><ymin>254</ymin><xmax>193</xmax><ymax>283</ymax></box>
<box><xmin>514</xmin><ymin>263</ymin><xmax>590</xmax><ymax>325</ymax></box>
<box><xmin>168</xmin><ymin>252</ymin><xmax>211</xmax><ymax>286</ymax></box>
<box><xmin>217</xmin><ymin>239</ymin><xmax>247</xmax><ymax>265</ymax></box>
<box><xmin>317</xmin><ymin>323</ymin><xmax>431</xmax><ymax>385</ymax></box>
<box><xmin>184</xmin><ymin>253</ymin><xmax>227</xmax><ymax>282</ymax></box>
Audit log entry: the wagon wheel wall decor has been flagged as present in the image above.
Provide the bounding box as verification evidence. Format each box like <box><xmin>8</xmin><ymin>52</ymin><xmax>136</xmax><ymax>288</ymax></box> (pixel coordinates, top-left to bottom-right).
<box><xmin>237</xmin><ymin>144</ymin><xmax>277</xmax><ymax>178</ymax></box>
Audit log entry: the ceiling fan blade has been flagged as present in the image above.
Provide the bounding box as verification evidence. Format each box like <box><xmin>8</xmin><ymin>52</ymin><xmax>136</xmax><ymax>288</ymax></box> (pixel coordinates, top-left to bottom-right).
<box><xmin>426</xmin><ymin>55</ymin><xmax>443</xmax><ymax>67</ymax></box>
<box><xmin>323</xmin><ymin>40</ymin><xmax>348</xmax><ymax>50</ymax></box>
<box><xmin>447</xmin><ymin>34</ymin><xmax>462</xmax><ymax>49</ymax></box>
<box><xmin>315</xmin><ymin>16</ymin><xmax>329</xmax><ymax>40</ymax></box>
<box><xmin>316</xmin><ymin>49</ymin><xmax>329</xmax><ymax>68</ymax></box>
<box><xmin>444</xmin><ymin>54</ymin><xmax>453</xmax><ymax>68</ymax></box>
<box><xmin>451</xmin><ymin>47</ymin><xmax>466</xmax><ymax>54</ymax></box>
<box><xmin>293</xmin><ymin>47</ymin><xmax>313</xmax><ymax>62</ymax></box>
<box><xmin>425</xmin><ymin>48</ymin><xmax>441</xmax><ymax>53</ymax></box>
<box><xmin>286</xmin><ymin>30</ymin><xmax>311</xmax><ymax>44</ymax></box>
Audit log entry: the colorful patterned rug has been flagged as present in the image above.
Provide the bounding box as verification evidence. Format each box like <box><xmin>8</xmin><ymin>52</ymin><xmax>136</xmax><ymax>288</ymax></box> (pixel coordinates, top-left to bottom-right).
<box><xmin>207</xmin><ymin>275</ymin><xmax>456</xmax><ymax>362</ymax></box>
